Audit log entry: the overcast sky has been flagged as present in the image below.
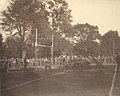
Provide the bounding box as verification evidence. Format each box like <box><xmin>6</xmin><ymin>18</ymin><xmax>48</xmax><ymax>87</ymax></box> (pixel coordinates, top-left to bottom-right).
<box><xmin>0</xmin><ymin>0</ymin><xmax>120</xmax><ymax>35</ymax></box>
<box><xmin>66</xmin><ymin>0</ymin><xmax>120</xmax><ymax>35</ymax></box>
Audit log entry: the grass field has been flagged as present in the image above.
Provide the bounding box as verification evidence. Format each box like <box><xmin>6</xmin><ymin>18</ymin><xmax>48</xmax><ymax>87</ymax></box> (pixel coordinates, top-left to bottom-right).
<box><xmin>1</xmin><ymin>65</ymin><xmax>120</xmax><ymax>96</ymax></box>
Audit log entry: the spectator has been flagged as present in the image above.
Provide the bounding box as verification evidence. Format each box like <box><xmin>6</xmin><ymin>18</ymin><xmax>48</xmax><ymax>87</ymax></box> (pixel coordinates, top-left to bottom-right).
<box><xmin>44</xmin><ymin>58</ymin><xmax>52</xmax><ymax>73</ymax></box>
<box><xmin>115</xmin><ymin>52</ymin><xmax>120</xmax><ymax>72</ymax></box>
<box><xmin>23</xmin><ymin>57</ymin><xmax>28</xmax><ymax>70</ymax></box>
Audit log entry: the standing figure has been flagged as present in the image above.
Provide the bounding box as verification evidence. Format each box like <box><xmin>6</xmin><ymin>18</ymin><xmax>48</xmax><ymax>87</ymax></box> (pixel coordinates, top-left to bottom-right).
<box><xmin>115</xmin><ymin>53</ymin><xmax>120</xmax><ymax>72</ymax></box>
<box><xmin>59</xmin><ymin>55</ymin><xmax>66</xmax><ymax>69</ymax></box>
<box><xmin>23</xmin><ymin>57</ymin><xmax>28</xmax><ymax>70</ymax></box>
<box><xmin>44</xmin><ymin>58</ymin><xmax>52</xmax><ymax>73</ymax></box>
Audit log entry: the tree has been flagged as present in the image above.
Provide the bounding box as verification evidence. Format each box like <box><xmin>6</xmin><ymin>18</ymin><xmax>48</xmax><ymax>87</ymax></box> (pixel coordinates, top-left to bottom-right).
<box><xmin>0</xmin><ymin>0</ymin><xmax>48</xmax><ymax>58</ymax></box>
<box><xmin>74</xmin><ymin>41</ymin><xmax>99</xmax><ymax>57</ymax></box>
<box><xmin>35</xmin><ymin>32</ymin><xmax>74</xmax><ymax>58</ymax></box>
<box><xmin>73</xmin><ymin>23</ymin><xmax>100</xmax><ymax>42</ymax></box>
<box><xmin>4</xmin><ymin>36</ymin><xmax>21</xmax><ymax>58</ymax></box>
<box><xmin>29</xmin><ymin>0</ymin><xmax>73</xmax><ymax>58</ymax></box>
<box><xmin>0</xmin><ymin>33</ymin><xmax>3</xmax><ymax>59</ymax></box>
<box><xmin>100</xmin><ymin>30</ymin><xmax>120</xmax><ymax>56</ymax></box>
<box><xmin>73</xmin><ymin>23</ymin><xmax>101</xmax><ymax>56</ymax></box>
<box><xmin>53</xmin><ymin>33</ymin><xmax>74</xmax><ymax>56</ymax></box>
<box><xmin>1</xmin><ymin>0</ymin><xmax>73</xmax><ymax>58</ymax></box>
<box><xmin>46</xmin><ymin>0</ymin><xmax>72</xmax><ymax>34</ymax></box>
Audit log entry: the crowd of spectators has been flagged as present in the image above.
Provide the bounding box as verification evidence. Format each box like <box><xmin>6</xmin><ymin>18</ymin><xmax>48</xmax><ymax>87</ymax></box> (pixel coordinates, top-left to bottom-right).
<box><xmin>1</xmin><ymin>55</ymin><xmax>115</xmax><ymax>72</ymax></box>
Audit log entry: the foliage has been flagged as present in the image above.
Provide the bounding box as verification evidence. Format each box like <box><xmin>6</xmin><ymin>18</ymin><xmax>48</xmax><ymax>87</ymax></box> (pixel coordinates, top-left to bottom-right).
<box><xmin>1</xmin><ymin>0</ymin><xmax>120</xmax><ymax>59</ymax></box>
<box><xmin>46</xmin><ymin>0</ymin><xmax>72</xmax><ymax>32</ymax></box>
<box><xmin>36</xmin><ymin>33</ymin><xmax>74</xmax><ymax>58</ymax></box>
<box><xmin>73</xmin><ymin>23</ymin><xmax>100</xmax><ymax>42</ymax></box>
<box><xmin>0</xmin><ymin>33</ymin><xmax>3</xmax><ymax>59</ymax></box>
<box><xmin>100</xmin><ymin>30</ymin><xmax>120</xmax><ymax>56</ymax></box>
<box><xmin>53</xmin><ymin>33</ymin><xmax>74</xmax><ymax>56</ymax></box>
<box><xmin>73</xmin><ymin>23</ymin><xmax>101</xmax><ymax>56</ymax></box>
<box><xmin>1</xmin><ymin>0</ymin><xmax>49</xmax><ymax>57</ymax></box>
<box><xmin>5</xmin><ymin>35</ymin><xmax>22</xmax><ymax>58</ymax></box>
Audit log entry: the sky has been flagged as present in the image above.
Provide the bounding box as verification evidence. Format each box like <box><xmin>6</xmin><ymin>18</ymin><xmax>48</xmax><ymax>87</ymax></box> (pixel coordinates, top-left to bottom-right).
<box><xmin>66</xmin><ymin>0</ymin><xmax>120</xmax><ymax>35</ymax></box>
<box><xmin>0</xmin><ymin>0</ymin><xmax>9</xmax><ymax>37</ymax></box>
<box><xmin>0</xmin><ymin>0</ymin><xmax>120</xmax><ymax>35</ymax></box>
<box><xmin>0</xmin><ymin>0</ymin><xmax>9</xmax><ymax>12</ymax></box>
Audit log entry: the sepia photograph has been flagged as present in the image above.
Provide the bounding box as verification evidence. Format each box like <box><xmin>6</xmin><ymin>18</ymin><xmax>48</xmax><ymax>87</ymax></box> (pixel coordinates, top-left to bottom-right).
<box><xmin>0</xmin><ymin>0</ymin><xmax>120</xmax><ymax>96</ymax></box>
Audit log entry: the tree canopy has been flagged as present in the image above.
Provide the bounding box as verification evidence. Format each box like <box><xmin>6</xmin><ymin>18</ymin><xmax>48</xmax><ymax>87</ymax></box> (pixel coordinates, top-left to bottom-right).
<box><xmin>72</xmin><ymin>23</ymin><xmax>101</xmax><ymax>56</ymax></box>
<box><xmin>0</xmin><ymin>0</ymin><xmax>72</xmax><ymax>58</ymax></box>
<box><xmin>0</xmin><ymin>33</ymin><xmax>3</xmax><ymax>59</ymax></box>
<box><xmin>0</xmin><ymin>0</ymin><xmax>120</xmax><ymax>58</ymax></box>
<box><xmin>100</xmin><ymin>30</ymin><xmax>120</xmax><ymax>56</ymax></box>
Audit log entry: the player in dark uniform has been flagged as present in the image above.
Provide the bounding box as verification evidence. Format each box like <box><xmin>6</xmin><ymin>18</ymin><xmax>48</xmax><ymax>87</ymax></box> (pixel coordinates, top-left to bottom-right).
<box><xmin>23</xmin><ymin>57</ymin><xmax>28</xmax><ymax>70</ymax></box>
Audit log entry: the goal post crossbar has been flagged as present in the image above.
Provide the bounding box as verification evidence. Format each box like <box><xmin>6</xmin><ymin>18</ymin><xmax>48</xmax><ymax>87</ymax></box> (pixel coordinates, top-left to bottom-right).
<box><xmin>37</xmin><ymin>44</ymin><xmax>52</xmax><ymax>48</ymax></box>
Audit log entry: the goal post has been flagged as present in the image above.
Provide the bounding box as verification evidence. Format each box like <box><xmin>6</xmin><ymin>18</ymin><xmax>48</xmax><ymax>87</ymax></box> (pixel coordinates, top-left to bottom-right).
<box><xmin>51</xmin><ymin>34</ymin><xmax>54</xmax><ymax>66</ymax></box>
<box><xmin>35</xmin><ymin>29</ymin><xmax>54</xmax><ymax>67</ymax></box>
